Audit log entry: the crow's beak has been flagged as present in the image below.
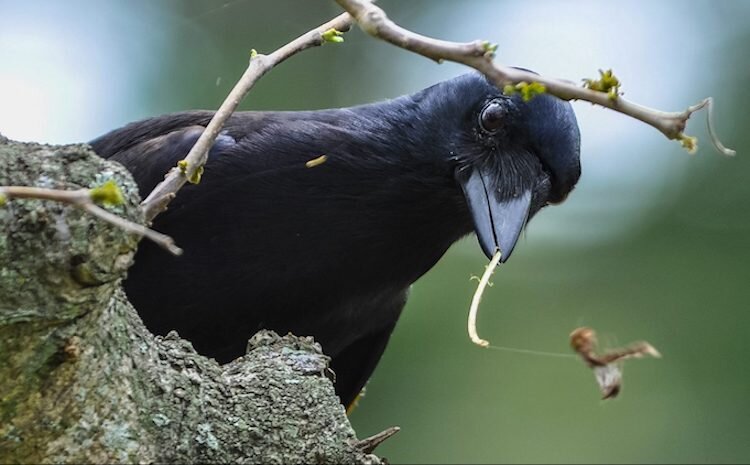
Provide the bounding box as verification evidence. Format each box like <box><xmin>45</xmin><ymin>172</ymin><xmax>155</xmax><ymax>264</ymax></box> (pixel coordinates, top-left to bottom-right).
<box><xmin>455</xmin><ymin>166</ymin><xmax>532</xmax><ymax>262</ymax></box>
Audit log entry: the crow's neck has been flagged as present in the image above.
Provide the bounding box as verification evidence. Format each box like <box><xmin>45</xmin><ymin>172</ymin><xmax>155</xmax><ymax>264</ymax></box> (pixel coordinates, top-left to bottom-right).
<box><xmin>320</xmin><ymin>103</ymin><xmax>473</xmax><ymax>285</ymax></box>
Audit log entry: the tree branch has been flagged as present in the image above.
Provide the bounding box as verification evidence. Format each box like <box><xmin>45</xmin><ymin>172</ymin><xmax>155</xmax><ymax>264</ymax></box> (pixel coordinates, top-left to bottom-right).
<box><xmin>354</xmin><ymin>426</ymin><xmax>400</xmax><ymax>454</ymax></box>
<box><xmin>335</xmin><ymin>0</ymin><xmax>735</xmax><ymax>157</ymax></box>
<box><xmin>0</xmin><ymin>185</ymin><xmax>181</xmax><ymax>255</ymax></box>
<box><xmin>140</xmin><ymin>12</ymin><xmax>355</xmax><ymax>222</ymax></box>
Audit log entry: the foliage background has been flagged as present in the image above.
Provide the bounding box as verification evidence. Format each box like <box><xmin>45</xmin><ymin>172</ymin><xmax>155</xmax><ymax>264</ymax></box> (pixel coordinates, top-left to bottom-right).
<box><xmin>1</xmin><ymin>1</ymin><xmax>748</xmax><ymax>463</ymax></box>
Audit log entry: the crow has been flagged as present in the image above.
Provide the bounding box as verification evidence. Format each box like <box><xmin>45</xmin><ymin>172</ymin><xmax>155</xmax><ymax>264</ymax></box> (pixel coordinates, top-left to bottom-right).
<box><xmin>91</xmin><ymin>72</ymin><xmax>581</xmax><ymax>407</ymax></box>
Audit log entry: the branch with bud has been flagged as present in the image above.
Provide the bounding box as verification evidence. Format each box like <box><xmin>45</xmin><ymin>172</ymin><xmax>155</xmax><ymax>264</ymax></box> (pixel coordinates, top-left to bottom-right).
<box><xmin>334</xmin><ymin>0</ymin><xmax>735</xmax><ymax>157</ymax></box>
<box><xmin>0</xmin><ymin>181</ymin><xmax>181</xmax><ymax>255</ymax></box>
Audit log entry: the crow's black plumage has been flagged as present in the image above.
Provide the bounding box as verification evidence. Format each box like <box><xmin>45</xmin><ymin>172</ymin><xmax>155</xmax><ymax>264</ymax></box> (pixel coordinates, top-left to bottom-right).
<box><xmin>91</xmin><ymin>73</ymin><xmax>581</xmax><ymax>406</ymax></box>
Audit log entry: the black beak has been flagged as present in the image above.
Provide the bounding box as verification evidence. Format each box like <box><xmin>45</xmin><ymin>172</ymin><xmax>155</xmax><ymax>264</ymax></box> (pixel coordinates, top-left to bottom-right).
<box><xmin>455</xmin><ymin>165</ymin><xmax>532</xmax><ymax>263</ymax></box>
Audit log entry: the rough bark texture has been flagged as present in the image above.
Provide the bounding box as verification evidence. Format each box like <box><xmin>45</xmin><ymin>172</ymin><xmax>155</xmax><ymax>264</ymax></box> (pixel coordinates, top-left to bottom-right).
<box><xmin>0</xmin><ymin>135</ymin><xmax>380</xmax><ymax>464</ymax></box>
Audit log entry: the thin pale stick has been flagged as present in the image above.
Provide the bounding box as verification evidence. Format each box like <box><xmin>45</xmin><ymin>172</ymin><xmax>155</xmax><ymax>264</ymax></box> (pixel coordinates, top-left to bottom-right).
<box><xmin>0</xmin><ymin>186</ymin><xmax>181</xmax><ymax>255</ymax></box>
<box><xmin>468</xmin><ymin>249</ymin><xmax>502</xmax><ymax>347</ymax></box>
<box><xmin>140</xmin><ymin>13</ymin><xmax>355</xmax><ymax>222</ymax></box>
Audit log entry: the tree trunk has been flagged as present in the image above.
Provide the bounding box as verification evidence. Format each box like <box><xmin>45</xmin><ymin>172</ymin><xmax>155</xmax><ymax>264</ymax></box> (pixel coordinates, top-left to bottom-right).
<box><xmin>0</xmin><ymin>135</ymin><xmax>381</xmax><ymax>464</ymax></box>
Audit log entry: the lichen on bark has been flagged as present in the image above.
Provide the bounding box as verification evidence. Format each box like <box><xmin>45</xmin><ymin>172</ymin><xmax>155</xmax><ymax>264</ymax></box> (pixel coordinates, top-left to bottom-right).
<box><xmin>0</xmin><ymin>136</ymin><xmax>380</xmax><ymax>464</ymax></box>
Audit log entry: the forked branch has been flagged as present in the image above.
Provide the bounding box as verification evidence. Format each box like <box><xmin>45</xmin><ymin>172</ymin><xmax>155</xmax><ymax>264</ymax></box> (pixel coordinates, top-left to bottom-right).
<box><xmin>335</xmin><ymin>0</ymin><xmax>735</xmax><ymax>157</ymax></box>
<box><xmin>0</xmin><ymin>185</ymin><xmax>181</xmax><ymax>255</ymax></box>
<box><xmin>139</xmin><ymin>13</ymin><xmax>355</xmax><ymax>222</ymax></box>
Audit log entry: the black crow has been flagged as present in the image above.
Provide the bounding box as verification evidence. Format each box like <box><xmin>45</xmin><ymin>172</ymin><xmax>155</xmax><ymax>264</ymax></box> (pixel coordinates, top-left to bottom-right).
<box><xmin>91</xmin><ymin>72</ymin><xmax>581</xmax><ymax>406</ymax></box>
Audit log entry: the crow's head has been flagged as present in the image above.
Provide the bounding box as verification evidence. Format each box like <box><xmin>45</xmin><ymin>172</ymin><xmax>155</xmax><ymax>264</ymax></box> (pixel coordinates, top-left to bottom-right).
<box><xmin>418</xmin><ymin>72</ymin><xmax>581</xmax><ymax>261</ymax></box>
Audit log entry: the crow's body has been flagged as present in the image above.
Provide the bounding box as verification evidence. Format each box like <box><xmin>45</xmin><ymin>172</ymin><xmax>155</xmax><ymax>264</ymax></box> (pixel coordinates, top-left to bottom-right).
<box><xmin>92</xmin><ymin>73</ymin><xmax>580</xmax><ymax>406</ymax></box>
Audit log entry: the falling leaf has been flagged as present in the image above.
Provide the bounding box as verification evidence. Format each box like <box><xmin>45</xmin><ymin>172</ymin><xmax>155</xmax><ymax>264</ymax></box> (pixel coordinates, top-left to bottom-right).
<box><xmin>570</xmin><ymin>327</ymin><xmax>661</xmax><ymax>399</ymax></box>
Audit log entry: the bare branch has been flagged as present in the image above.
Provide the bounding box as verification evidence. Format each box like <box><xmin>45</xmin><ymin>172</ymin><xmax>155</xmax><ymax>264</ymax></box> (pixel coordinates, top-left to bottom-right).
<box><xmin>335</xmin><ymin>0</ymin><xmax>735</xmax><ymax>156</ymax></box>
<box><xmin>0</xmin><ymin>185</ymin><xmax>182</xmax><ymax>255</ymax></box>
<box><xmin>140</xmin><ymin>13</ymin><xmax>355</xmax><ymax>222</ymax></box>
<box><xmin>353</xmin><ymin>426</ymin><xmax>400</xmax><ymax>454</ymax></box>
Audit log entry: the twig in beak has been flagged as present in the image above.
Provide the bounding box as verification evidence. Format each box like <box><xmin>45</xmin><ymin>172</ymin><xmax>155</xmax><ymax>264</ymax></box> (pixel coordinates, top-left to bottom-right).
<box><xmin>468</xmin><ymin>249</ymin><xmax>502</xmax><ymax>347</ymax></box>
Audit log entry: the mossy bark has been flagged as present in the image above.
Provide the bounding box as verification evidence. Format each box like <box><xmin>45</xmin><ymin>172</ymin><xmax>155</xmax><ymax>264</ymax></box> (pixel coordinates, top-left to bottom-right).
<box><xmin>0</xmin><ymin>136</ymin><xmax>380</xmax><ymax>464</ymax></box>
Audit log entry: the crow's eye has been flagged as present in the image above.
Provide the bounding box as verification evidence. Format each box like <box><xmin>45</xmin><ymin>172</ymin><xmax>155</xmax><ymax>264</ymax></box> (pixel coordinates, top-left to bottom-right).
<box><xmin>478</xmin><ymin>100</ymin><xmax>505</xmax><ymax>134</ymax></box>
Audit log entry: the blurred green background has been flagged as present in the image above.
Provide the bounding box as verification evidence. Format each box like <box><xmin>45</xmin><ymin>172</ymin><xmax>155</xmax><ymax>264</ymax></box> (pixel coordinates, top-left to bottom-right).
<box><xmin>2</xmin><ymin>1</ymin><xmax>748</xmax><ymax>463</ymax></box>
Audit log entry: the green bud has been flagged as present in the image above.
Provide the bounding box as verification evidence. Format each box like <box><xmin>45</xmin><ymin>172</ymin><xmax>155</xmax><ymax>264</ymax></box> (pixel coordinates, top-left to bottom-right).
<box><xmin>583</xmin><ymin>69</ymin><xmax>622</xmax><ymax>100</ymax></box>
<box><xmin>520</xmin><ymin>81</ymin><xmax>546</xmax><ymax>102</ymax></box>
<box><xmin>481</xmin><ymin>41</ymin><xmax>498</xmax><ymax>55</ymax></box>
<box><xmin>322</xmin><ymin>28</ymin><xmax>344</xmax><ymax>44</ymax></box>
<box><xmin>89</xmin><ymin>179</ymin><xmax>125</xmax><ymax>206</ymax></box>
<box><xmin>679</xmin><ymin>134</ymin><xmax>698</xmax><ymax>154</ymax></box>
<box><xmin>0</xmin><ymin>192</ymin><xmax>6</xmax><ymax>207</ymax></box>
<box><xmin>504</xmin><ymin>81</ymin><xmax>546</xmax><ymax>102</ymax></box>
<box><xmin>188</xmin><ymin>165</ymin><xmax>205</xmax><ymax>184</ymax></box>
<box><xmin>503</xmin><ymin>84</ymin><xmax>517</xmax><ymax>96</ymax></box>
<box><xmin>250</xmin><ymin>49</ymin><xmax>258</xmax><ymax>59</ymax></box>
<box><xmin>177</xmin><ymin>159</ymin><xmax>203</xmax><ymax>183</ymax></box>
